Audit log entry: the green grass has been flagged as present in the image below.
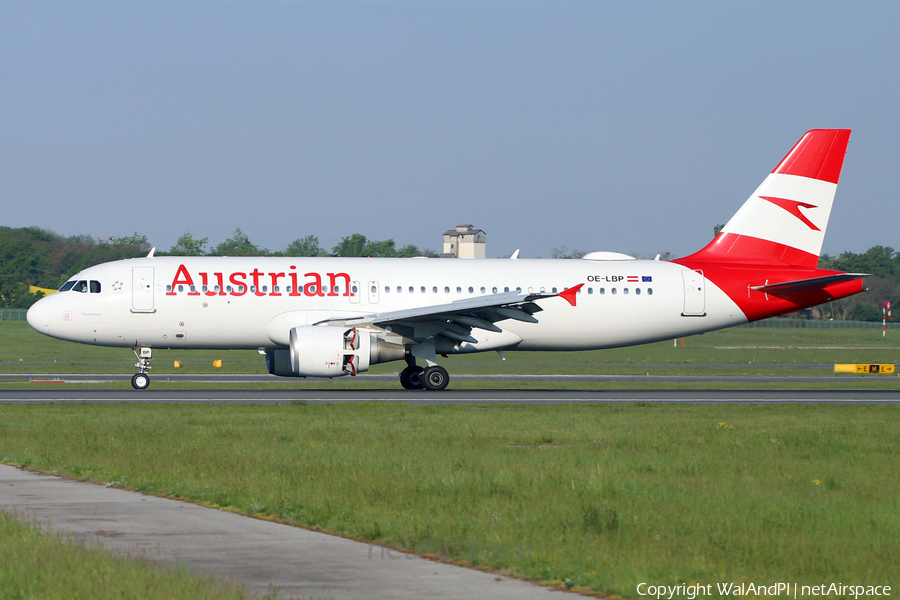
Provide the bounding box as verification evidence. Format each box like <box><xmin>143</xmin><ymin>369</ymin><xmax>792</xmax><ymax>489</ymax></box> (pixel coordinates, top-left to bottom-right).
<box><xmin>3</xmin><ymin>320</ymin><xmax>900</xmax><ymax>381</ymax></box>
<box><xmin>0</xmin><ymin>511</ymin><xmax>250</xmax><ymax>599</ymax></box>
<box><xmin>0</xmin><ymin>403</ymin><xmax>897</xmax><ymax>597</ymax></box>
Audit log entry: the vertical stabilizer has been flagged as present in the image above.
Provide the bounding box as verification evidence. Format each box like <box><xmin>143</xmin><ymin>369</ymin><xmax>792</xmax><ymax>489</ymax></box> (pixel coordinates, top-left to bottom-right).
<box><xmin>682</xmin><ymin>129</ymin><xmax>851</xmax><ymax>267</ymax></box>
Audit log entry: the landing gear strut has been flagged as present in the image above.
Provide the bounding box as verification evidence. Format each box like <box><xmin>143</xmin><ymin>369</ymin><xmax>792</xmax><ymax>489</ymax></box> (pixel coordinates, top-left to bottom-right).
<box><xmin>401</xmin><ymin>341</ymin><xmax>450</xmax><ymax>391</ymax></box>
<box><xmin>132</xmin><ymin>347</ymin><xmax>152</xmax><ymax>390</ymax></box>
<box><xmin>399</xmin><ymin>352</ymin><xmax>450</xmax><ymax>391</ymax></box>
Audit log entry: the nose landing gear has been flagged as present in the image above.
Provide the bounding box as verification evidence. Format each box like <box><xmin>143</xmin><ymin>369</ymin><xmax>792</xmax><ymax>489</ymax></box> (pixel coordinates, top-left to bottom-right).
<box><xmin>132</xmin><ymin>347</ymin><xmax>152</xmax><ymax>390</ymax></box>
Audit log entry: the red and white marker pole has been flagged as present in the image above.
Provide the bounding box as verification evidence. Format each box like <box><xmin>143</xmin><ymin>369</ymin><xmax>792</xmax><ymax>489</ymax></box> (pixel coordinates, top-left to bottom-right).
<box><xmin>884</xmin><ymin>301</ymin><xmax>892</xmax><ymax>336</ymax></box>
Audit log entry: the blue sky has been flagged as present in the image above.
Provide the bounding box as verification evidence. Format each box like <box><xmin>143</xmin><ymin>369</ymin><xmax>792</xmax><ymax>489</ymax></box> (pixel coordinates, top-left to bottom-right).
<box><xmin>2</xmin><ymin>1</ymin><xmax>897</xmax><ymax>257</ymax></box>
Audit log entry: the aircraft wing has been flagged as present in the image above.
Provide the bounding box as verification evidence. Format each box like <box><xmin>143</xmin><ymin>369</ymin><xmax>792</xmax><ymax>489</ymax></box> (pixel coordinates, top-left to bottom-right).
<box><xmin>750</xmin><ymin>273</ymin><xmax>868</xmax><ymax>294</ymax></box>
<box><xmin>314</xmin><ymin>284</ymin><xmax>583</xmax><ymax>344</ymax></box>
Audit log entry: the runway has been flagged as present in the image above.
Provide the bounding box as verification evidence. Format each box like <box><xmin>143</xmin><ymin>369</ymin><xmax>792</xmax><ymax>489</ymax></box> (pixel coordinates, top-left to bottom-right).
<box><xmin>2</xmin><ymin>388</ymin><xmax>900</xmax><ymax>403</ymax></box>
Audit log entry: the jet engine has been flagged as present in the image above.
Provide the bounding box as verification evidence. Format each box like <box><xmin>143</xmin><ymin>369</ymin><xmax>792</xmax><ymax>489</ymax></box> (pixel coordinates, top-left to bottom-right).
<box><xmin>265</xmin><ymin>326</ymin><xmax>404</xmax><ymax>377</ymax></box>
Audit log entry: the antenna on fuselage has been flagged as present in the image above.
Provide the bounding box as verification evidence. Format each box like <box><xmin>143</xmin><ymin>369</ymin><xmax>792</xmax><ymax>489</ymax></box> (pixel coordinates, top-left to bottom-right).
<box><xmin>510</xmin><ymin>249</ymin><xmax>520</xmax><ymax>260</ymax></box>
<box><xmin>147</xmin><ymin>247</ymin><xmax>156</xmax><ymax>258</ymax></box>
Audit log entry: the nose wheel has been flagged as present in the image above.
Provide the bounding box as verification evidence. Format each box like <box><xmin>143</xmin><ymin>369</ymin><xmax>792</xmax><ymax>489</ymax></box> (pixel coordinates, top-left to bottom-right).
<box><xmin>132</xmin><ymin>347</ymin><xmax>152</xmax><ymax>390</ymax></box>
<box><xmin>131</xmin><ymin>373</ymin><xmax>150</xmax><ymax>390</ymax></box>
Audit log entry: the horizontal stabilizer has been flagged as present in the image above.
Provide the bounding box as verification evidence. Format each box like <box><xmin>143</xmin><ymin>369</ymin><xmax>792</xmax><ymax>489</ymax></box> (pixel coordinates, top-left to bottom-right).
<box><xmin>750</xmin><ymin>273</ymin><xmax>868</xmax><ymax>294</ymax></box>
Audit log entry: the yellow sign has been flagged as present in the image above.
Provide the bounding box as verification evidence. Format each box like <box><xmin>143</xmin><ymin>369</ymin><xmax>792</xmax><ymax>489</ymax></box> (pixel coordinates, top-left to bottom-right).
<box><xmin>834</xmin><ymin>364</ymin><xmax>895</xmax><ymax>374</ymax></box>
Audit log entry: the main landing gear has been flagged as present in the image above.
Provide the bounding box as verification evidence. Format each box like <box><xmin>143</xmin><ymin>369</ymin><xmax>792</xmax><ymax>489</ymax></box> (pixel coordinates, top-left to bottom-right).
<box><xmin>132</xmin><ymin>347</ymin><xmax>152</xmax><ymax>390</ymax></box>
<box><xmin>399</xmin><ymin>358</ymin><xmax>449</xmax><ymax>391</ymax></box>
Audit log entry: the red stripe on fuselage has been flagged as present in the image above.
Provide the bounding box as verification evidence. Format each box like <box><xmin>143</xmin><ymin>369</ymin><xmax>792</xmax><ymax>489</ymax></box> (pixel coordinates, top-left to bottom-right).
<box><xmin>673</xmin><ymin>257</ymin><xmax>863</xmax><ymax>323</ymax></box>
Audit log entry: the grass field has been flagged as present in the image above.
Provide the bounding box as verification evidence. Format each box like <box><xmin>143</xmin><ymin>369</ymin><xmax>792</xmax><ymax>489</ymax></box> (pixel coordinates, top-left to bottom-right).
<box><xmin>0</xmin><ymin>403</ymin><xmax>897</xmax><ymax>597</ymax></box>
<box><xmin>0</xmin><ymin>511</ymin><xmax>250</xmax><ymax>599</ymax></box>
<box><xmin>2</xmin><ymin>321</ymin><xmax>899</xmax><ymax>597</ymax></box>
<box><xmin>2</xmin><ymin>320</ymin><xmax>900</xmax><ymax>382</ymax></box>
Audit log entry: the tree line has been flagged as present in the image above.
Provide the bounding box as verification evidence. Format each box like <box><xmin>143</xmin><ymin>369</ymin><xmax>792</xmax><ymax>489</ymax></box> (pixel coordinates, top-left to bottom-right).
<box><xmin>0</xmin><ymin>227</ymin><xmax>435</xmax><ymax>308</ymax></box>
<box><xmin>1</xmin><ymin>225</ymin><xmax>897</xmax><ymax>320</ymax></box>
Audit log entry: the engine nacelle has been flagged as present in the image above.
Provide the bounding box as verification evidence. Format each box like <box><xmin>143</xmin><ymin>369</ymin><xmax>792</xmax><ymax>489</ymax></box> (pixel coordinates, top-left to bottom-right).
<box><xmin>266</xmin><ymin>326</ymin><xmax>404</xmax><ymax>378</ymax></box>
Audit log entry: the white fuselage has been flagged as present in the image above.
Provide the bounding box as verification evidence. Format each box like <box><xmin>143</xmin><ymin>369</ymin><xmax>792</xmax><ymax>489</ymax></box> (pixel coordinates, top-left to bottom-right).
<box><xmin>28</xmin><ymin>256</ymin><xmax>746</xmax><ymax>353</ymax></box>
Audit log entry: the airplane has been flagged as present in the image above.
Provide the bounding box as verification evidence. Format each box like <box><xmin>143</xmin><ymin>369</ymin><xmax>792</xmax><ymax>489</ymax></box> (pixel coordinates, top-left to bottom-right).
<box><xmin>26</xmin><ymin>129</ymin><xmax>866</xmax><ymax>391</ymax></box>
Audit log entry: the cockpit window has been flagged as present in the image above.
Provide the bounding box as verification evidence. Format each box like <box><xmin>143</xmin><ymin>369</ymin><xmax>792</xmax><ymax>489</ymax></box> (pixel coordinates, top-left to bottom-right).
<box><xmin>72</xmin><ymin>280</ymin><xmax>88</xmax><ymax>293</ymax></box>
<box><xmin>59</xmin><ymin>281</ymin><xmax>76</xmax><ymax>292</ymax></box>
<box><xmin>90</xmin><ymin>281</ymin><xmax>101</xmax><ymax>293</ymax></box>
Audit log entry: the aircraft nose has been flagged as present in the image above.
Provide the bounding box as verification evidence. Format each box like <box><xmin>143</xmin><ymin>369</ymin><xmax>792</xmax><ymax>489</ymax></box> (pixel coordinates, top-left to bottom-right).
<box><xmin>26</xmin><ymin>300</ymin><xmax>50</xmax><ymax>333</ymax></box>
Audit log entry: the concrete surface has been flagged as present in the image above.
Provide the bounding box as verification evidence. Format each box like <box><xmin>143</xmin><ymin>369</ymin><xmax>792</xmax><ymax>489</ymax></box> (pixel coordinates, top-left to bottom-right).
<box><xmin>0</xmin><ymin>464</ymin><xmax>571</xmax><ymax>599</ymax></box>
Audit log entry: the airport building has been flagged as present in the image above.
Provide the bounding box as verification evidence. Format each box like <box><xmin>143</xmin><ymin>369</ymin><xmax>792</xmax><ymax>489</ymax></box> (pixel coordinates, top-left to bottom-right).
<box><xmin>441</xmin><ymin>224</ymin><xmax>486</xmax><ymax>258</ymax></box>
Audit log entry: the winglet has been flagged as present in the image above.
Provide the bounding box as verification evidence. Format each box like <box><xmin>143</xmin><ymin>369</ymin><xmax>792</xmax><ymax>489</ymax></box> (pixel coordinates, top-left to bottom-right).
<box><xmin>557</xmin><ymin>283</ymin><xmax>584</xmax><ymax>306</ymax></box>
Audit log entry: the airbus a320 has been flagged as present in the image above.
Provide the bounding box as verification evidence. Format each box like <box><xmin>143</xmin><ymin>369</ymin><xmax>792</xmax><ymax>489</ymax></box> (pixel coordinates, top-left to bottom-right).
<box><xmin>27</xmin><ymin>129</ymin><xmax>865</xmax><ymax>391</ymax></box>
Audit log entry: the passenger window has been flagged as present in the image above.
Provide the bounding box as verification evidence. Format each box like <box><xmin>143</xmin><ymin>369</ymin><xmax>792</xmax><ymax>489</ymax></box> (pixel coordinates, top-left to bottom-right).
<box><xmin>588</xmin><ymin>287</ymin><xmax>593</xmax><ymax>294</ymax></box>
<box><xmin>540</xmin><ymin>287</ymin><xmax>545</xmax><ymax>293</ymax></box>
<box><xmin>420</xmin><ymin>286</ymin><xmax>426</xmax><ymax>293</ymax></box>
<box><xmin>527</xmin><ymin>287</ymin><xmax>533</xmax><ymax>293</ymax></box>
<box><xmin>600</xmin><ymin>288</ymin><xmax>605</xmax><ymax>295</ymax></box>
<box><xmin>214</xmin><ymin>285</ymin><xmax>220</xmax><ymax>293</ymax></box>
<box><xmin>250</xmin><ymin>286</ymin><xmax>256</xmax><ymax>293</ymax></box>
<box><xmin>59</xmin><ymin>281</ymin><xmax>76</xmax><ymax>292</ymax></box>
<box><xmin>90</xmin><ymin>281</ymin><xmax>101</xmax><ymax>293</ymax></box>
<box><xmin>612</xmin><ymin>288</ymin><xmax>617</xmax><ymax>295</ymax></box>
<box><xmin>624</xmin><ymin>288</ymin><xmax>629</xmax><ymax>295</ymax></box>
<box><xmin>409</xmin><ymin>286</ymin><xmax>414</xmax><ymax>293</ymax></box>
<box><xmin>202</xmin><ymin>285</ymin><xmax>208</xmax><ymax>293</ymax></box>
<box><xmin>444</xmin><ymin>286</ymin><xmax>450</xmax><ymax>293</ymax></box>
<box><xmin>504</xmin><ymin>287</ymin><xmax>509</xmax><ymax>292</ymax></box>
<box><xmin>468</xmin><ymin>286</ymin><xmax>473</xmax><ymax>293</ymax></box>
<box><xmin>190</xmin><ymin>285</ymin><xmax>196</xmax><ymax>293</ymax></box>
<box><xmin>552</xmin><ymin>287</ymin><xmax>558</xmax><ymax>293</ymax></box>
<box><xmin>648</xmin><ymin>288</ymin><xmax>653</xmax><ymax>295</ymax></box>
<box><xmin>226</xmin><ymin>285</ymin><xmax>233</xmax><ymax>293</ymax></box>
<box><xmin>492</xmin><ymin>287</ymin><xmax>497</xmax><ymax>293</ymax></box>
<box><xmin>385</xmin><ymin>286</ymin><xmax>390</xmax><ymax>293</ymax></box>
<box><xmin>371</xmin><ymin>285</ymin><xmax>376</xmax><ymax>293</ymax></box>
<box><xmin>352</xmin><ymin>285</ymin><xmax>358</xmax><ymax>294</ymax></box>
<box><xmin>433</xmin><ymin>286</ymin><xmax>438</xmax><ymax>293</ymax></box>
<box><xmin>636</xmin><ymin>288</ymin><xmax>641</xmax><ymax>295</ymax></box>
<box><xmin>397</xmin><ymin>286</ymin><xmax>402</xmax><ymax>293</ymax></box>
<box><xmin>456</xmin><ymin>286</ymin><xmax>462</xmax><ymax>293</ymax></box>
<box><xmin>177</xmin><ymin>284</ymin><xmax>184</xmax><ymax>293</ymax></box>
<box><xmin>480</xmin><ymin>287</ymin><xmax>486</xmax><ymax>293</ymax></box>
<box><xmin>516</xmin><ymin>287</ymin><xmax>522</xmax><ymax>293</ymax></box>
<box><xmin>334</xmin><ymin>286</ymin><xmax>339</xmax><ymax>294</ymax></box>
<box><xmin>262</xmin><ymin>285</ymin><xmax>268</xmax><ymax>293</ymax></box>
<box><xmin>273</xmin><ymin>285</ymin><xmax>280</xmax><ymax>293</ymax></box>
